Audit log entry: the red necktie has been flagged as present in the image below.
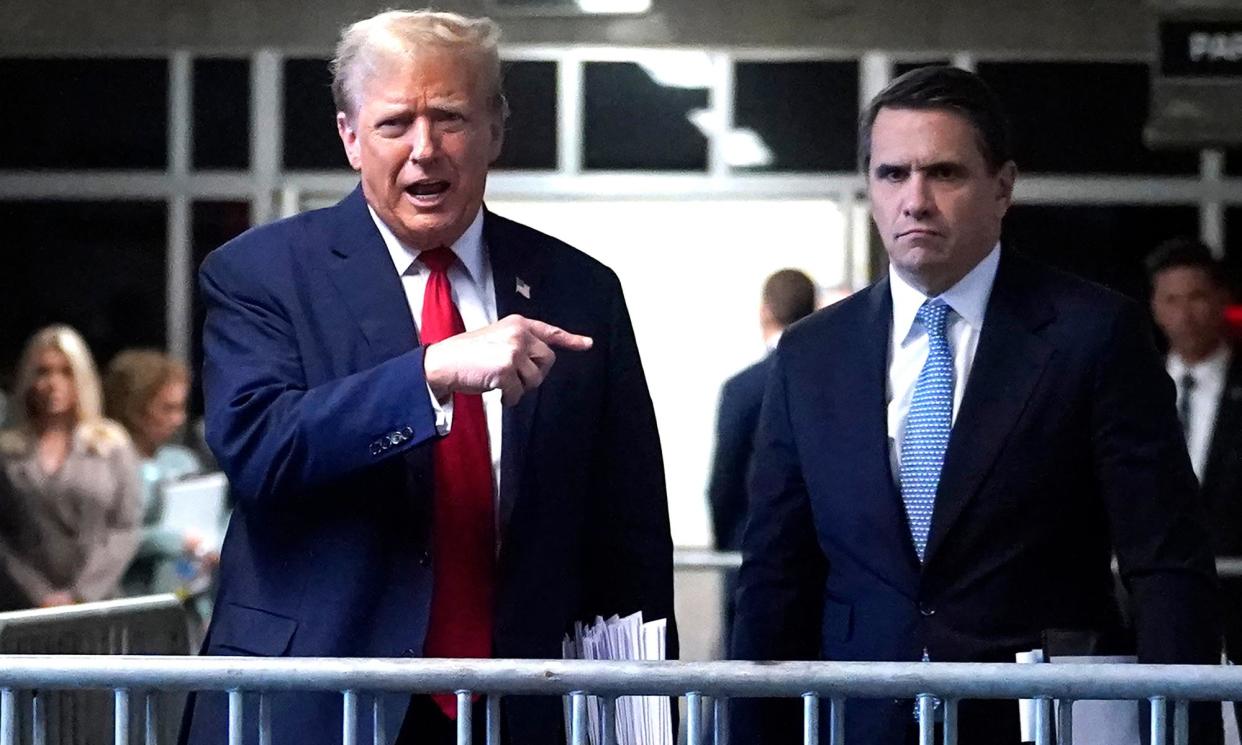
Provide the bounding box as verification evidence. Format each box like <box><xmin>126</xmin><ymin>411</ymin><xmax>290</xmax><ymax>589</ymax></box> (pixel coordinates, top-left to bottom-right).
<box><xmin>418</xmin><ymin>247</ymin><xmax>495</xmax><ymax>719</ymax></box>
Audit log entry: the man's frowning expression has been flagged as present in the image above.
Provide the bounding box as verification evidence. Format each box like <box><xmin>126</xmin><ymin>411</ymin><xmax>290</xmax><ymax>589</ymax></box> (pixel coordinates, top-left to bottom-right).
<box><xmin>337</xmin><ymin>49</ymin><xmax>503</xmax><ymax>250</ymax></box>
<box><xmin>867</xmin><ymin>107</ymin><xmax>1015</xmax><ymax>297</ymax></box>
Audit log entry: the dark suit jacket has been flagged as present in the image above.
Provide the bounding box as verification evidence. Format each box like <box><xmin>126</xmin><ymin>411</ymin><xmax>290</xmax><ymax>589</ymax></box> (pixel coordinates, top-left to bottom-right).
<box><xmin>182</xmin><ymin>187</ymin><xmax>677</xmax><ymax>745</ymax></box>
<box><xmin>732</xmin><ymin>250</ymin><xmax>1220</xmax><ymax>745</ymax></box>
<box><xmin>1198</xmin><ymin>347</ymin><xmax>1242</xmax><ymax>663</ymax></box>
<box><xmin>707</xmin><ymin>354</ymin><xmax>773</xmax><ymax>552</ymax></box>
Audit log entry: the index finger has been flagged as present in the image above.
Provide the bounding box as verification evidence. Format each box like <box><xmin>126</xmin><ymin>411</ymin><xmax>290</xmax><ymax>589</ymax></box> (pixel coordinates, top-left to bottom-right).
<box><xmin>525</xmin><ymin>319</ymin><xmax>593</xmax><ymax>351</ymax></box>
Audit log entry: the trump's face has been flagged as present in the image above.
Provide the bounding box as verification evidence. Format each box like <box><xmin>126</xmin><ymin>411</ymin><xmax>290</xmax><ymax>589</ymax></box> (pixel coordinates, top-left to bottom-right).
<box><xmin>867</xmin><ymin>107</ymin><xmax>1015</xmax><ymax>296</ymax></box>
<box><xmin>337</xmin><ymin>49</ymin><xmax>503</xmax><ymax>251</ymax></box>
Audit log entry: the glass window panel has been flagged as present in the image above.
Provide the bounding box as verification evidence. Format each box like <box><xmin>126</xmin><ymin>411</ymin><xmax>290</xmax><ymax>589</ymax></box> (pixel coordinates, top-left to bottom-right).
<box><xmin>733</xmin><ymin>61</ymin><xmax>858</xmax><ymax>172</ymax></box>
<box><xmin>0</xmin><ymin>201</ymin><xmax>166</xmax><ymax>387</ymax></box>
<box><xmin>284</xmin><ymin>58</ymin><xmax>347</xmax><ymax>170</ymax></box>
<box><xmin>494</xmin><ymin>61</ymin><xmax>558</xmax><ymax>170</ymax></box>
<box><xmin>584</xmin><ymin>61</ymin><xmax>709</xmax><ymax>171</ymax></box>
<box><xmin>0</xmin><ymin>59</ymin><xmax>167</xmax><ymax>169</ymax></box>
<box><xmin>978</xmin><ymin>62</ymin><xmax>1198</xmax><ymax>175</ymax></box>
<box><xmin>193</xmin><ymin>59</ymin><xmax>250</xmax><ymax>170</ymax></box>
<box><xmin>1227</xmin><ymin>148</ymin><xmax>1242</xmax><ymax>176</ymax></box>
<box><xmin>1003</xmin><ymin>204</ymin><xmax>1199</xmax><ymax>300</ymax></box>
<box><xmin>1224</xmin><ymin>207</ymin><xmax>1242</xmax><ymax>297</ymax></box>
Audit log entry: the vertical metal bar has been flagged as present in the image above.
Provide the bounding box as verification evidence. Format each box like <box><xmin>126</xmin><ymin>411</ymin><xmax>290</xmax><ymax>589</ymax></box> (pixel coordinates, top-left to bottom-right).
<box><xmin>570</xmin><ymin>692</ymin><xmax>588</xmax><ymax>745</ymax></box>
<box><xmin>917</xmin><ymin>695</ymin><xmax>935</xmax><ymax>745</ymax></box>
<box><xmin>1200</xmin><ymin>149</ymin><xmax>1225</xmax><ymax>255</ymax></box>
<box><xmin>457</xmin><ymin>691</ymin><xmax>472</xmax><ymax>745</ymax></box>
<box><xmin>258</xmin><ymin>693</ymin><xmax>272</xmax><ymax>745</ymax></box>
<box><xmin>166</xmin><ymin>49</ymin><xmax>193</xmax><ymax>364</ymax></box>
<box><xmin>1055</xmin><ymin>699</ymin><xmax>1073</xmax><ymax>745</ymax></box>
<box><xmin>250</xmin><ymin>48</ymin><xmax>283</xmax><ymax>226</ymax></box>
<box><xmin>942</xmin><ymin>698</ymin><xmax>958</xmax><ymax>745</ymax></box>
<box><xmin>828</xmin><ymin>697</ymin><xmax>844</xmax><ymax>745</ymax></box>
<box><xmin>1173</xmin><ymin>699</ymin><xmax>1188</xmax><ymax>745</ymax></box>
<box><xmin>557</xmin><ymin>54</ymin><xmax>584</xmax><ymax>175</ymax></box>
<box><xmin>1034</xmin><ymin>697</ymin><xmax>1051</xmax><ymax>745</ymax></box>
<box><xmin>486</xmin><ymin>695</ymin><xmax>501</xmax><ymax>745</ymax></box>
<box><xmin>1150</xmin><ymin>696</ymin><xmax>1168</xmax><ymax>745</ymax></box>
<box><xmin>713</xmin><ymin>697</ymin><xmax>728</xmax><ymax>745</ymax></box>
<box><xmin>706</xmin><ymin>52</ymin><xmax>733</xmax><ymax>179</ymax></box>
<box><xmin>1</xmin><ymin>689</ymin><xmax>16</xmax><ymax>745</ymax></box>
<box><xmin>144</xmin><ymin>691</ymin><xmax>158</xmax><ymax>745</ymax></box>
<box><xmin>371</xmin><ymin>696</ymin><xmax>385</xmax><ymax>745</ymax></box>
<box><xmin>802</xmin><ymin>693</ymin><xmax>820</xmax><ymax>745</ymax></box>
<box><xmin>342</xmin><ymin>691</ymin><xmax>358</xmax><ymax>745</ymax></box>
<box><xmin>31</xmin><ymin>691</ymin><xmax>46</xmax><ymax>745</ymax></box>
<box><xmin>601</xmin><ymin>696</ymin><xmax>617</xmax><ymax>745</ymax></box>
<box><xmin>687</xmin><ymin>692</ymin><xmax>703</xmax><ymax>745</ymax></box>
<box><xmin>115</xmin><ymin>689</ymin><xmax>130</xmax><ymax>745</ymax></box>
<box><xmin>228</xmin><ymin>690</ymin><xmax>244</xmax><ymax>745</ymax></box>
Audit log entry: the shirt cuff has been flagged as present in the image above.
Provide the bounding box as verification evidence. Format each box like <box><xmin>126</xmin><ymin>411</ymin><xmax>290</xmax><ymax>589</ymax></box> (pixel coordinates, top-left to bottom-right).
<box><xmin>427</xmin><ymin>383</ymin><xmax>454</xmax><ymax>436</ymax></box>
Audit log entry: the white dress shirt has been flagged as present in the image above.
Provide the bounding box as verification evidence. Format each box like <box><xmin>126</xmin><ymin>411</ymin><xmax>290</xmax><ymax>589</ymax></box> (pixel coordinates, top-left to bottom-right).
<box><xmin>887</xmin><ymin>244</ymin><xmax>1002</xmax><ymax>477</ymax></box>
<box><xmin>370</xmin><ymin>206</ymin><xmax>503</xmax><ymax>504</ymax></box>
<box><xmin>1168</xmin><ymin>343</ymin><xmax>1231</xmax><ymax>482</ymax></box>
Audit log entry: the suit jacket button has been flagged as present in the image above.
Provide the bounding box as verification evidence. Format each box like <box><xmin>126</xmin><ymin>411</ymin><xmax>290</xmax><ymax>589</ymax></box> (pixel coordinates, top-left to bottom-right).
<box><xmin>919</xmin><ymin>604</ymin><xmax>935</xmax><ymax>617</ymax></box>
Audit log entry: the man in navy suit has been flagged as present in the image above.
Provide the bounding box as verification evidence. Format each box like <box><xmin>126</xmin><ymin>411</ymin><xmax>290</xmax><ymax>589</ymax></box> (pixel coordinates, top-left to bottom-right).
<box><xmin>731</xmin><ymin>66</ymin><xmax>1221</xmax><ymax>745</ymax></box>
<box><xmin>707</xmin><ymin>268</ymin><xmax>815</xmax><ymax>644</ymax></box>
<box><xmin>182</xmin><ymin>10</ymin><xmax>675</xmax><ymax>745</ymax></box>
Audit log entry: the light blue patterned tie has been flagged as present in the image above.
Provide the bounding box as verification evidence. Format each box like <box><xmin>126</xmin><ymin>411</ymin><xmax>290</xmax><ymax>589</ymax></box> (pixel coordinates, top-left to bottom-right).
<box><xmin>899</xmin><ymin>300</ymin><xmax>954</xmax><ymax>563</ymax></box>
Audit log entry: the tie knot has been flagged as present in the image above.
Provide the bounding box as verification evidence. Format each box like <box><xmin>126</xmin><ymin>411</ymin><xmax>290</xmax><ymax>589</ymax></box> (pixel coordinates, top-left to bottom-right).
<box><xmin>419</xmin><ymin>247</ymin><xmax>456</xmax><ymax>273</ymax></box>
<box><xmin>917</xmin><ymin>300</ymin><xmax>951</xmax><ymax>341</ymax></box>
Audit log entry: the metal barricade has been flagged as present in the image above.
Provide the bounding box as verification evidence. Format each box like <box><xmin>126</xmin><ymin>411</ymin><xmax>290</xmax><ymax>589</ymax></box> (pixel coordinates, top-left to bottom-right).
<box><xmin>1</xmin><ymin>656</ymin><xmax>1242</xmax><ymax>745</ymax></box>
<box><xmin>0</xmin><ymin>596</ymin><xmax>192</xmax><ymax>745</ymax></box>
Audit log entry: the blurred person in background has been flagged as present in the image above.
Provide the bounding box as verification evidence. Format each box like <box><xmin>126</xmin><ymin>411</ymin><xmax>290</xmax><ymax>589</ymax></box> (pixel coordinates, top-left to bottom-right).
<box><xmin>707</xmin><ymin>268</ymin><xmax>816</xmax><ymax>647</ymax></box>
<box><xmin>0</xmin><ymin>325</ymin><xmax>142</xmax><ymax>610</ymax></box>
<box><xmin>1148</xmin><ymin>237</ymin><xmax>1242</xmax><ymax>735</ymax></box>
<box><xmin>103</xmin><ymin>349</ymin><xmax>211</xmax><ymax>596</ymax></box>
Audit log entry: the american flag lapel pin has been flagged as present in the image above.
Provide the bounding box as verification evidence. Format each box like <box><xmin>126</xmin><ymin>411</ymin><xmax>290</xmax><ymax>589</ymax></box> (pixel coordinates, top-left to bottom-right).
<box><xmin>515</xmin><ymin>277</ymin><xmax>531</xmax><ymax>299</ymax></box>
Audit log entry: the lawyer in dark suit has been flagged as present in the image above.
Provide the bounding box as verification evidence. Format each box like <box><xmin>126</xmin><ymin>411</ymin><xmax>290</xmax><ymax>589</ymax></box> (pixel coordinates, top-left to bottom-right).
<box><xmin>1149</xmin><ymin>237</ymin><xmax>1242</xmax><ymax>737</ymax></box>
<box><xmin>707</xmin><ymin>270</ymin><xmax>815</xmax><ymax>644</ymax></box>
<box><xmin>181</xmin><ymin>10</ymin><xmax>676</xmax><ymax>745</ymax></box>
<box><xmin>731</xmin><ymin>66</ymin><xmax>1221</xmax><ymax>745</ymax></box>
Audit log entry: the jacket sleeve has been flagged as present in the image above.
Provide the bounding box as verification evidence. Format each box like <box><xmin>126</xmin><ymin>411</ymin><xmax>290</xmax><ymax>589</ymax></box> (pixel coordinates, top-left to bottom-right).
<box><xmin>707</xmin><ymin>378</ymin><xmax>752</xmax><ymax>551</ymax></box>
<box><xmin>199</xmin><ymin>245</ymin><xmax>440</xmax><ymax>505</ymax></box>
<box><xmin>1092</xmin><ymin>300</ymin><xmax>1221</xmax><ymax>744</ymax></box>
<box><xmin>730</xmin><ymin>345</ymin><xmax>827</xmax><ymax>745</ymax></box>
<box><xmin>585</xmin><ymin>270</ymin><xmax>679</xmax><ymax>658</ymax></box>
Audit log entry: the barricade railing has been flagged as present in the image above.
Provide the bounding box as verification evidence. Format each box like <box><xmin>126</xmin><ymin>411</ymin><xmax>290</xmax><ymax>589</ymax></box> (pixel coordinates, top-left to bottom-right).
<box><xmin>673</xmin><ymin>550</ymin><xmax>1242</xmax><ymax>578</ymax></box>
<box><xmin>2</xmin><ymin>656</ymin><xmax>1241</xmax><ymax>745</ymax></box>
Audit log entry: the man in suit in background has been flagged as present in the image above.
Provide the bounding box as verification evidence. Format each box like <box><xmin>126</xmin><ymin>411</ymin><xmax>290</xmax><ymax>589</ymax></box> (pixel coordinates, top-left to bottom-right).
<box><xmin>1149</xmin><ymin>237</ymin><xmax>1242</xmax><ymax>735</ymax></box>
<box><xmin>183</xmin><ymin>10</ymin><xmax>676</xmax><ymax>745</ymax></box>
<box><xmin>707</xmin><ymin>268</ymin><xmax>815</xmax><ymax>646</ymax></box>
<box><xmin>731</xmin><ymin>65</ymin><xmax>1221</xmax><ymax>745</ymax></box>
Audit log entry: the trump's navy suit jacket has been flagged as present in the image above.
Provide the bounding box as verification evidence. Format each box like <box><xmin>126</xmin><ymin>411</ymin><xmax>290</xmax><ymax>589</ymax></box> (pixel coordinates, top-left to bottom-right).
<box><xmin>732</xmin><ymin>250</ymin><xmax>1220</xmax><ymax>745</ymax></box>
<box><xmin>182</xmin><ymin>187</ymin><xmax>677</xmax><ymax>745</ymax></box>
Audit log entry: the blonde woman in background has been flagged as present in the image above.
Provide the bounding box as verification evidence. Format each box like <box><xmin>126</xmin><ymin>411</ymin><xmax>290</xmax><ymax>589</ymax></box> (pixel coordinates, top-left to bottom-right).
<box><xmin>0</xmin><ymin>325</ymin><xmax>142</xmax><ymax>610</ymax></box>
<box><xmin>104</xmin><ymin>349</ymin><xmax>207</xmax><ymax>595</ymax></box>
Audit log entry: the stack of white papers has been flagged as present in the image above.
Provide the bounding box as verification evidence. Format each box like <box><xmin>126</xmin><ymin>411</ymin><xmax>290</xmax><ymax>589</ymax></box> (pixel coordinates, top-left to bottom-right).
<box><xmin>562</xmin><ymin>612</ymin><xmax>672</xmax><ymax>745</ymax></box>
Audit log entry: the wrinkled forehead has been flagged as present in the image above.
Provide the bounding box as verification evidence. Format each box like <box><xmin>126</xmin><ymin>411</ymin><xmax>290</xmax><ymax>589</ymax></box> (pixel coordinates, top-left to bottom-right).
<box><xmin>869</xmin><ymin>106</ymin><xmax>990</xmax><ymax>167</ymax></box>
<box><xmin>359</xmin><ymin>44</ymin><xmax>492</xmax><ymax>103</ymax></box>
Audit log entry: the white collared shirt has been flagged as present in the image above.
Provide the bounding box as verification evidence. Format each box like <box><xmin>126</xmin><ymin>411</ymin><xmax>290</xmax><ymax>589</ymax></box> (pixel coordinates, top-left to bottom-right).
<box><xmin>369</xmin><ymin>206</ymin><xmax>503</xmax><ymax>504</ymax></box>
<box><xmin>887</xmin><ymin>244</ymin><xmax>1002</xmax><ymax>476</ymax></box>
<box><xmin>1168</xmin><ymin>343</ymin><xmax>1231</xmax><ymax>482</ymax></box>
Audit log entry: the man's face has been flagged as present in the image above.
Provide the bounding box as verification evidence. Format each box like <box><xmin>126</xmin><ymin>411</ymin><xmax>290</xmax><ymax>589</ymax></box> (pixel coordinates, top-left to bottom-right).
<box><xmin>1151</xmin><ymin>265</ymin><xmax>1228</xmax><ymax>361</ymax></box>
<box><xmin>337</xmin><ymin>50</ymin><xmax>503</xmax><ymax>250</ymax></box>
<box><xmin>867</xmin><ymin>107</ymin><xmax>1015</xmax><ymax>296</ymax></box>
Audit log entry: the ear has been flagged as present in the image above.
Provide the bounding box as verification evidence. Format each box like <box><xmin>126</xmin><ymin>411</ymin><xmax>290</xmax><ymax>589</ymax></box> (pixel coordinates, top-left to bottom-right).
<box><xmin>994</xmin><ymin>160</ymin><xmax>1017</xmax><ymax>216</ymax></box>
<box><xmin>337</xmin><ymin>112</ymin><xmax>363</xmax><ymax>171</ymax></box>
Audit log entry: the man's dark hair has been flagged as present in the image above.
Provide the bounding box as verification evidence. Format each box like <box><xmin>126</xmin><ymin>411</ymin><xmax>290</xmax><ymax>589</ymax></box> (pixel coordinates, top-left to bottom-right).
<box><xmin>1145</xmin><ymin>236</ymin><xmax>1226</xmax><ymax>287</ymax></box>
<box><xmin>858</xmin><ymin>65</ymin><xmax>1013</xmax><ymax>173</ymax></box>
<box><xmin>762</xmin><ymin>269</ymin><xmax>817</xmax><ymax>327</ymax></box>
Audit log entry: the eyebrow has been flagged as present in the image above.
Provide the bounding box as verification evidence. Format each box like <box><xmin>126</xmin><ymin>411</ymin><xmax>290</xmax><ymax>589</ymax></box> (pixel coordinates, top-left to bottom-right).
<box><xmin>872</xmin><ymin>160</ymin><xmax>967</xmax><ymax>175</ymax></box>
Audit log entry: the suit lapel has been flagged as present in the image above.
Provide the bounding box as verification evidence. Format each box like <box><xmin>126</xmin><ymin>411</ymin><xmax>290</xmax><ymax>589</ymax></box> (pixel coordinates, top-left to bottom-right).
<box><xmin>322</xmin><ymin>186</ymin><xmax>420</xmax><ymax>359</ymax></box>
<box><xmin>484</xmin><ymin>209</ymin><xmax>547</xmax><ymax>541</ymax></box>
<box><xmin>922</xmin><ymin>252</ymin><xmax>1055</xmax><ymax>565</ymax></box>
